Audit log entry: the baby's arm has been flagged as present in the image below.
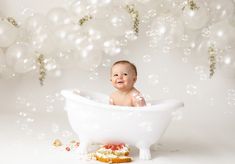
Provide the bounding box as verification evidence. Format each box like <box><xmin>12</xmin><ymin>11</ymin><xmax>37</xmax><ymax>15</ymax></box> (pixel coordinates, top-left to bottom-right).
<box><xmin>132</xmin><ymin>92</ymin><xmax>146</xmax><ymax>107</ymax></box>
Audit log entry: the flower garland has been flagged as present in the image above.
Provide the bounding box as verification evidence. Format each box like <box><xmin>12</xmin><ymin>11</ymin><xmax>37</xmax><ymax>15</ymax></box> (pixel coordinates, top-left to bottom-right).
<box><xmin>37</xmin><ymin>54</ymin><xmax>47</xmax><ymax>86</ymax></box>
<box><xmin>208</xmin><ymin>45</ymin><xmax>216</xmax><ymax>78</ymax></box>
<box><xmin>79</xmin><ymin>15</ymin><xmax>93</xmax><ymax>26</ymax></box>
<box><xmin>182</xmin><ymin>0</ymin><xmax>200</xmax><ymax>11</ymax></box>
<box><xmin>6</xmin><ymin>17</ymin><xmax>19</xmax><ymax>27</ymax></box>
<box><xmin>0</xmin><ymin>17</ymin><xmax>19</xmax><ymax>27</ymax></box>
<box><xmin>126</xmin><ymin>4</ymin><xmax>140</xmax><ymax>35</ymax></box>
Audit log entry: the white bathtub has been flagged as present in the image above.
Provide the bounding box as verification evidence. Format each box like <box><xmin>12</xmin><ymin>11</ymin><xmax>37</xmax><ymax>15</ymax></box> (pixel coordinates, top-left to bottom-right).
<box><xmin>61</xmin><ymin>89</ymin><xmax>184</xmax><ymax>160</ymax></box>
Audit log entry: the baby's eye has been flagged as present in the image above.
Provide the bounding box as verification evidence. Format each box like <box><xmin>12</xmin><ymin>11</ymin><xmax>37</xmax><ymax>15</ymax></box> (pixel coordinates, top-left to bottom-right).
<box><xmin>123</xmin><ymin>73</ymin><xmax>128</xmax><ymax>76</ymax></box>
<box><xmin>113</xmin><ymin>74</ymin><xmax>118</xmax><ymax>77</ymax></box>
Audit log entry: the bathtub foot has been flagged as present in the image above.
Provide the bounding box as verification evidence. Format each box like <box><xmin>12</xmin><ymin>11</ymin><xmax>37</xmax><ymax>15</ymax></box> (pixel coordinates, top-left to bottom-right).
<box><xmin>139</xmin><ymin>148</ymin><xmax>151</xmax><ymax>160</ymax></box>
<box><xmin>137</xmin><ymin>146</ymin><xmax>151</xmax><ymax>160</ymax></box>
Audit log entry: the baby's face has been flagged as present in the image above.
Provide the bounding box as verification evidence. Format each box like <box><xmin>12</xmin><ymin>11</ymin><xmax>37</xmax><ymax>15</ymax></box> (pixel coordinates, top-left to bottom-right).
<box><xmin>111</xmin><ymin>63</ymin><xmax>137</xmax><ymax>92</ymax></box>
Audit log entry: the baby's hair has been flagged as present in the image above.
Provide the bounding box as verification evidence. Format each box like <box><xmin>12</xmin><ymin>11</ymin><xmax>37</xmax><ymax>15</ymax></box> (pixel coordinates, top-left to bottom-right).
<box><xmin>112</xmin><ymin>60</ymin><xmax>137</xmax><ymax>76</ymax></box>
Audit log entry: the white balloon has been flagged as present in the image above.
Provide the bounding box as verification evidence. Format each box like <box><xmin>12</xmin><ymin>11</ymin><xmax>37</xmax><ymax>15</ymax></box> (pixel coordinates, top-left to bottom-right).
<box><xmin>68</xmin><ymin>0</ymin><xmax>95</xmax><ymax>19</ymax></box>
<box><xmin>83</xmin><ymin>19</ymin><xmax>110</xmax><ymax>38</ymax></box>
<box><xmin>69</xmin><ymin>33</ymin><xmax>87</xmax><ymax>49</ymax></box>
<box><xmin>103</xmin><ymin>39</ymin><xmax>122</xmax><ymax>56</ymax></box>
<box><xmin>161</xmin><ymin>0</ymin><xmax>185</xmax><ymax>16</ymax></box>
<box><xmin>53</xmin><ymin>50</ymin><xmax>78</xmax><ymax>69</ymax></box>
<box><xmin>149</xmin><ymin>14</ymin><xmax>184</xmax><ymax>48</ymax></box>
<box><xmin>0</xmin><ymin>20</ymin><xmax>19</xmax><ymax>47</ymax></box>
<box><xmin>209</xmin><ymin>20</ymin><xmax>235</xmax><ymax>49</ymax></box>
<box><xmin>218</xmin><ymin>47</ymin><xmax>235</xmax><ymax>78</ymax></box>
<box><xmin>75</xmin><ymin>39</ymin><xmax>103</xmax><ymax>70</ymax></box>
<box><xmin>23</xmin><ymin>14</ymin><xmax>50</xmax><ymax>33</ymax></box>
<box><xmin>53</xmin><ymin>24</ymin><xmax>81</xmax><ymax>50</ymax></box>
<box><xmin>5</xmin><ymin>42</ymin><xmax>35</xmax><ymax>73</ymax></box>
<box><xmin>86</xmin><ymin>0</ymin><xmax>112</xmax><ymax>7</ymax></box>
<box><xmin>208</xmin><ymin>0</ymin><xmax>235</xmax><ymax>23</ymax></box>
<box><xmin>84</xmin><ymin>6</ymin><xmax>132</xmax><ymax>38</ymax></box>
<box><xmin>78</xmin><ymin>49</ymin><xmax>103</xmax><ymax>70</ymax></box>
<box><xmin>182</xmin><ymin>0</ymin><xmax>209</xmax><ymax>29</ymax></box>
<box><xmin>30</xmin><ymin>26</ymin><xmax>56</xmax><ymax>55</ymax></box>
<box><xmin>107</xmin><ymin>7</ymin><xmax>132</xmax><ymax>37</ymax></box>
<box><xmin>47</xmin><ymin>7</ymin><xmax>73</xmax><ymax>26</ymax></box>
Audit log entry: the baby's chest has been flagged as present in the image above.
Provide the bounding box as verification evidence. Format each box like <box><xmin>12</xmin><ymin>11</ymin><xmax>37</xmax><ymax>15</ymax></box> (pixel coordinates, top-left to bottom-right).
<box><xmin>114</xmin><ymin>95</ymin><xmax>132</xmax><ymax>106</ymax></box>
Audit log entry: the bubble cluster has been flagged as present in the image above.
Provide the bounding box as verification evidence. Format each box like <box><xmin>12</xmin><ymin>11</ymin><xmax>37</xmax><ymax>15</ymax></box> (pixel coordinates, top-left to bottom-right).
<box><xmin>147</xmin><ymin>74</ymin><xmax>159</xmax><ymax>86</ymax></box>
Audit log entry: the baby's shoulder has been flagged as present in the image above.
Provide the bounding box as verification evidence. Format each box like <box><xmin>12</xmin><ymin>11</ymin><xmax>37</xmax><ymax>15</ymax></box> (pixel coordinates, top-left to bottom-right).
<box><xmin>129</xmin><ymin>88</ymin><xmax>141</xmax><ymax>97</ymax></box>
<box><xmin>130</xmin><ymin>89</ymin><xmax>146</xmax><ymax>107</ymax></box>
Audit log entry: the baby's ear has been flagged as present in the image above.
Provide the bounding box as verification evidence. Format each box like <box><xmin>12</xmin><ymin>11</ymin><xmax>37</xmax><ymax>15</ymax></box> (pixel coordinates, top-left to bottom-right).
<box><xmin>133</xmin><ymin>76</ymin><xmax>137</xmax><ymax>82</ymax></box>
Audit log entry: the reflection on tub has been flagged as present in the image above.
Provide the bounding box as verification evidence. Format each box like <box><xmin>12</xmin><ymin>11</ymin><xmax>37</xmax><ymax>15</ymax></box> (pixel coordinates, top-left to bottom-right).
<box><xmin>61</xmin><ymin>89</ymin><xmax>184</xmax><ymax>160</ymax></box>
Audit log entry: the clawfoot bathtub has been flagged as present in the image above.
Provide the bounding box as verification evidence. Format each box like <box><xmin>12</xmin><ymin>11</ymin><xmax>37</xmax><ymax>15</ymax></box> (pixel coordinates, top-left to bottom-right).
<box><xmin>61</xmin><ymin>89</ymin><xmax>183</xmax><ymax>160</ymax></box>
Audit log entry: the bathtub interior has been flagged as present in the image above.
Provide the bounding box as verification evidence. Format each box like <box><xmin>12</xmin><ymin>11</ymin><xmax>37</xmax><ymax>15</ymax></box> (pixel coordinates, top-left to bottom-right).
<box><xmin>63</xmin><ymin>89</ymin><xmax>184</xmax><ymax>111</ymax></box>
<box><xmin>71</xmin><ymin>89</ymin><xmax>110</xmax><ymax>104</ymax></box>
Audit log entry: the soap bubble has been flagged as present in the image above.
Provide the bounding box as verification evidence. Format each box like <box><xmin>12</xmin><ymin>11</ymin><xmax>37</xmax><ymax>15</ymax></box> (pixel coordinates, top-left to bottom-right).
<box><xmin>37</xmin><ymin>133</ymin><xmax>46</xmax><ymax>140</ymax></box>
<box><xmin>125</xmin><ymin>30</ymin><xmax>138</xmax><ymax>41</ymax></box>
<box><xmin>51</xmin><ymin>123</ymin><xmax>60</xmax><ymax>133</ymax></box>
<box><xmin>26</xmin><ymin>117</ymin><xmax>35</xmax><ymax>123</ymax></box>
<box><xmin>209</xmin><ymin>97</ymin><xmax>215</xmax><ymax>106</ymax></box>
<box><xmin>186</xmin><ymin>84</ymin><xmax>197</xmax><ymax>95</ymax></box>
<box><xmin>61</xmin><ymin>130</ymin><xmax>73</xmax><ymax>138</ymax></box>
<box><xmin>147</xmin><ymin>74</ymin><xmax>159</xmax><ymax>86</ymax></box>
<box><xmin>101</xmin><ymin>58</ymin><xmax>111</xmax><ymax>67</ymax></box>
<box><xmin>88</xmin><ymin>71</ymin><xmax>99</xmax><ymax>80</ymax></box>
<box><xmin>162</xmin><ymin>87</ymin><xmax>170</xmax><ymax>94</ymax></box>
<box><xmin>143</xmin><ymin>55</ymin><xmax>152</xmax><ymax>63</ymax></box>
<box><xmin>46</xmin><ymin>105</ymin><xmax>54</xmax><ymax>113</ymax></box>
<box><xmin>227</xmin><ymin>89</ymin><xmax>235</xmax><ymax>106</ymax></box>
<box><xmin>194</xmin><ymin>66</ymin><xmax>209</xmax><ymax>80</ymax></box>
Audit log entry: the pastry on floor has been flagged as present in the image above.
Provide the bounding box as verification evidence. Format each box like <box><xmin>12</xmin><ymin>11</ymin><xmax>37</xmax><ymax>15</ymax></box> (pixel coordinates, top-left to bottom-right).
<box><xmin>94</xmin><ymin>143</ymin><xmax>132</xmax><ymax>163</ymax></box>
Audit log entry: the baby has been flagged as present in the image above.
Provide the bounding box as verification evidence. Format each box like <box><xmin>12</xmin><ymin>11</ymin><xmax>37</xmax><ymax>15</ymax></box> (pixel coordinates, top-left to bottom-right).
<box><xmin>109</xmin><ymin>60</ymin><xmax>146</xmax><ymax>107</ymax></box>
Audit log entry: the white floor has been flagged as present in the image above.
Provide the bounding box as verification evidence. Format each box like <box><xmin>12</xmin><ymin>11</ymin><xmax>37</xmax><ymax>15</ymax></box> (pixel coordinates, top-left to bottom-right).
<box><xmin>1</xmin><ymin>111</ymin><xmax>235</xmax><ymax>164</ymax></box>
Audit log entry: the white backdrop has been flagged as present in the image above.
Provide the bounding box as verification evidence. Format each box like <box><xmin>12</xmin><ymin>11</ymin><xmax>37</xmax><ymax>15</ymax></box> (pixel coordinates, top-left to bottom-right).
<box><xmin>0</xmin><ymin>0</ymin><xmax>235</xmax><ymax>163</ymax></box>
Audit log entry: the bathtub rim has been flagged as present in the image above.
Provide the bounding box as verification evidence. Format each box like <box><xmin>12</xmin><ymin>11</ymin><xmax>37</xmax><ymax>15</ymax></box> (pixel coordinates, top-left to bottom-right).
<box><xmin>61</xmin><ymin>89</ymin><xmax>184</xmax><ymax>112</ymax></box>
